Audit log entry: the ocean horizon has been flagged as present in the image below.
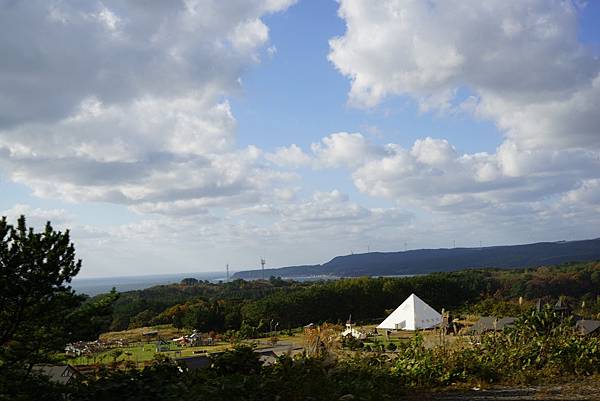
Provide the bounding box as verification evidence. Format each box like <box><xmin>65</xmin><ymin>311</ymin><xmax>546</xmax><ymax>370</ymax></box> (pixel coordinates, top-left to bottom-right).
<box><xmin>71</xmin><ymin>271</ymin><xmax>227</xmax><ymax>296</ymax></box>
<box><xmin>71</xmin><ymin>272</ymin><xmax>417</xmax><ymax>296</ymax></box>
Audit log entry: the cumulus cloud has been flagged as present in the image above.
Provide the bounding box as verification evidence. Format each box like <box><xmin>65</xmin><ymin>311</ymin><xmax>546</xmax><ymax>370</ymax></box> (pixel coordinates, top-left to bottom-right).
<box><xmin>266</xmin><ymin>144</ymin><xmax>311</xmax><ymax>167</ymax></box>
<box><xmin>1</xmin><ymin>204</ymin><xmax>71</xmax><ymax>228</ymax></box>
<box><xmin>311</xmin><ymin>132</ymin><xmax>385</xmax><ymax>168</ymax></box>
<box><xmin>0</xmin><ymin>0</ymin><xmax>295</xmax><ymax>127</ymax></box>
<box><xmin>329</xmin><ymin>0</ymin><xmax>600</xmax><ymax>150</ymax></box>
<box><xmin>172</xmin><ymin>188</ymin><xmax>414</xmax><ymax>248</ymax></box>
<box><xmin>327</xmin><ymin>0</ymin><xmax>600</xmax><ymax>226</ymax></box>
<box><xmin>60</xmin><ymin>188</ymin><xmax>415</xmax><ymax>275</ymax></box>
<box><xmin>563</xmin><ymin>179</ymin><xmax>600</xmax><ymax>208</ymax></box>
<box><xmin>476</xmin><ymin>75</ymin><xmax>600</xmax><ymax>149</ymax></box>
<box><xmin>351</xmin><ymin>136</ymin><xmax>600</xmax><ymax>211</ymax></box>
<box><xmin>0</xmin><ymin>0</ymin><xmax>296</xmax><ymax>214</ymax></box>
<box><xmin>0</xmin><ymin>204</ymin><xmax>110</xmax><ymax>252</ymax></box>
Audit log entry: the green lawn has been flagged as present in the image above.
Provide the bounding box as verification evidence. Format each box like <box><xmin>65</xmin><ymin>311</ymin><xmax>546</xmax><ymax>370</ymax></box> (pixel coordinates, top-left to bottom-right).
<box><xmin>65</xmin><ymin>341</ymin><xmax>233</xmax><ymax>366</ymax></box>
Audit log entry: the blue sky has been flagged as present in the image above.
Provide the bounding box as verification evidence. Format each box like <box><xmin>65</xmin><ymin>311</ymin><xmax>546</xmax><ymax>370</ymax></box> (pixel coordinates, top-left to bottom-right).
<box><xmin>233</xmin><ymin>0</ymin><xmax>503</xmax><ymax>207</ymax></box>
<box><xmin>1</xmin><ymin>0</ymin><xmax>600</xmax><ymax>277</ymax></box>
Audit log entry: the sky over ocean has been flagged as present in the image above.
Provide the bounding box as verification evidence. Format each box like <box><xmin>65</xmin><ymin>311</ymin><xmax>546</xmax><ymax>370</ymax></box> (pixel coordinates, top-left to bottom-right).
<box><xmin>1</xmin><ymin>0</ymin><xmax>599</xmax><ymax>277</ymax></box>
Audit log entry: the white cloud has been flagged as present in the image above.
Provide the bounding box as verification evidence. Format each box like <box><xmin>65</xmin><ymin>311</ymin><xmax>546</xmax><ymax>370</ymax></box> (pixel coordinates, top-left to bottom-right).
<box><xmin>475</xmin><ymin>74</ymin><xmax>600</xmax><ymax>149</ymax></box>
<box><xmin>1</xmin><ymin>204</ymin><xmax>71</xmax><ymax>229</ymax></box>
<box><xmin>563</xmin><ymin>179</ymin><xmax>600</xmax><ymax>207</ymax></box>
<box><xmin>326</xmin><ymin>0</ymin><xmax>600</xmax><ymax>234</ymax></box>
<box><xmin>329</xmin><ymin>0</ymin><xmax>600</xmax><ymax>151</ymax></box>
<box><xmin>266</xmin><ymin>144</ymin><xmax>311</xmax><ymax>167</ymax></box>
<box><xmin>410</xmin><ymin>137</ymin><xmax>456</xmax><ymax>166</ymax></box>
<box><xmin>228</xmin><ymin>18</ymin><xmax>269</xmax><ymax>55</ymax></box>
<box><xmin>311</xmin><ymin>132</ymin><xmax>384</xmax><ymax>168</ymax></box>
<box><xmin>351</xmin><ymin>136</ymin><xmax>600</xmax><ymax>211</ymax></box>
<box><xmin>0</xmin><ymin>1</ymin><xmax>289</xmax><ymax>127</ymax></box>
<box><xmin>0</xmin><ymin>0</ymin><xmax>296</xmax><ymax>215</ymax></box>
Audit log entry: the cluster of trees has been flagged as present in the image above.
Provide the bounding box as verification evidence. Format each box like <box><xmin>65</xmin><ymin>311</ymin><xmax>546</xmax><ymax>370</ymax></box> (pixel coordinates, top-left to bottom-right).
<box><xmin>106</xmin><ymin>277</ymin><xmax>299</xmax><ymax>331</ymax></box>
<box><xmin>102</xmin><ymin>271</ymin><xmax>487</xmax><ymax>334</ymax></box>
<box><xmin>101</xmin><ymin>262</ymin><xmax>600</xmax><ymax>336</ymax></box>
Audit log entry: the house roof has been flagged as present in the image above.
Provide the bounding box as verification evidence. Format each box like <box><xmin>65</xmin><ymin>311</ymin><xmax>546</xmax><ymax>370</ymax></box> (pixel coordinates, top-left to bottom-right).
<box><xmin>32</xmin><ymin>365</ymin><xmax>79</xmax><ymax>385</ymax></box>
<box><xmin>177</xmin><ymin>355</ymin><xmax>211</xmax><ymax>370</ymax></box>
<box><xmin>467</xmin><ymin>317</ymin><xmax>516</xmax><ymax>334</ymax></box>
<box><xmin>576</xmin><ymin>319</ymin><xmax>600</xmax><ymax>336</ymax></box>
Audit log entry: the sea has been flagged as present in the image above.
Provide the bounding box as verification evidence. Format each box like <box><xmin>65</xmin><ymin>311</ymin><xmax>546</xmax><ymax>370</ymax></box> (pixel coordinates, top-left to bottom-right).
<box><xmin>71</xmin><ymin>272</ymin><xmax>226</xmax><ymax>296</ymax></box>
<box><xmin>71</xmin><ymin>272</ymin><xmax>415</xmax><ymax>296</ymax></box>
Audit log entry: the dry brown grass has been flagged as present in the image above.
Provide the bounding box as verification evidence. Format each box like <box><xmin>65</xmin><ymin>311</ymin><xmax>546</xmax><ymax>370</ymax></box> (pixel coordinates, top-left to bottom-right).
<box><xmin>99</xmin><ymin>325</ymin><xmax>186</xmax><ymax>342</ymax></box>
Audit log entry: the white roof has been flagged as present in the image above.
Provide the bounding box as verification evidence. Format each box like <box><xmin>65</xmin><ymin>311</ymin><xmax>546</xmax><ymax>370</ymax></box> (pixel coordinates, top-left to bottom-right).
<box><xmin>341</xmin><ymin>327</ymin><xmax>367</xmax><ymax>339</ymax></box>
<box><xmin>377</xmin><ymin>293</ymin><xmax>442</xmax><ymax>331</ymax></box>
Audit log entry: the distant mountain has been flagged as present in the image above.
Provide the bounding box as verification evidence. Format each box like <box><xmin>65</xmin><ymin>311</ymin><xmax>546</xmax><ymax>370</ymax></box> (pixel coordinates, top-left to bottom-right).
<box><xmin>232</xmin><ymin>238</ymin><xmax>600</xmax><ymax>279</ymax></box>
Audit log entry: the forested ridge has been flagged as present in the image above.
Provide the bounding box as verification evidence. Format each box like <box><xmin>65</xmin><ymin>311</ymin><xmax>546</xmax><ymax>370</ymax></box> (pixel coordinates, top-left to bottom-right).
<box><xmin>233</xmin><ymin>238</ymin><xmax>600</xmax><ymax>279</ymax></box>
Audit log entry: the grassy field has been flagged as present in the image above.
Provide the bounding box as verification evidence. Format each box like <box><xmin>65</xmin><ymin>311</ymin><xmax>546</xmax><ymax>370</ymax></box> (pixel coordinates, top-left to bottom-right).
<box><xmin>66</xmin><ymin>324</ymin><xmax>457</xmax><ymax>366</ymax></box>
<box><xmin>67</xmin><ymin>325</ymin><xmax>309</xmax><ymax>366</ymax></box>
<box><xmin>67</xmin><ymin>341</ymin><xmax>233</xmax><ymax>366</ymax></box>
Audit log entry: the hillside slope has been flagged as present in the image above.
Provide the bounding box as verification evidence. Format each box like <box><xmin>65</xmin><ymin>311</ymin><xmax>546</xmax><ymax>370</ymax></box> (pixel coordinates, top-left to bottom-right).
<box><xmin>233</xmin><ymin>238</ymin><xmax>600</xmax><ymax>279</ymax></box>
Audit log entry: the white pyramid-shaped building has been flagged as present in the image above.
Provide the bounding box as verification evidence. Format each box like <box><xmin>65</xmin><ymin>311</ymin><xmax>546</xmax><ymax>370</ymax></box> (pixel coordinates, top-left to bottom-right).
<box><xmin>377</xmin><ymin>293</ymin><xmax>442</xmax><ymax>331</ymax></box>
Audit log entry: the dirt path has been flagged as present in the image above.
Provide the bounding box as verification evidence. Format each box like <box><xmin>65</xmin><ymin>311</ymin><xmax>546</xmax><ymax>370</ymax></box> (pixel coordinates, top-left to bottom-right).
<box><xmin>405</xmin><ymin>381</ymin><xmax>600</xmax><ymax>401</ymax></box>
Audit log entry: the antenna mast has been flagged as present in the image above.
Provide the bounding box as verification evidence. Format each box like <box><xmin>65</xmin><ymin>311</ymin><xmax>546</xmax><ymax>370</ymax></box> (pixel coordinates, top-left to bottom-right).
<box><xmin>226</xmin><ymin>263</ymin><xmax>230</xmax><ymax>282</ymax></box>
<box><xmin>260</xmin><ymin>257</ymin><xmax>266</xmax><ymax>280</ymax></box>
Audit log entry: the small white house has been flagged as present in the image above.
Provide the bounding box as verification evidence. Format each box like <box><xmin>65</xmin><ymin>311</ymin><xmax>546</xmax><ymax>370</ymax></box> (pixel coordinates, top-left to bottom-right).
<box><xmin>341</xmin><ymin>316</ymin><xmax>367</xmax><ymax>339</ymax></box>
<box><xmin>377</xmin><ymin>293</ymin><xmax>442</xmax><ymax>331</ymax></box>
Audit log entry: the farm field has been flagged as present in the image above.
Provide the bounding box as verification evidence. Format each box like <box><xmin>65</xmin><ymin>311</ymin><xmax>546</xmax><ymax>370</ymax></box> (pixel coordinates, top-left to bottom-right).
<box><xmin>66</xmin><ymin>324</ymin><xmax>310</xmax><ymax>366</ymax></box>
<box><xmin>66</xmin><ymin>322</ymin><xmax>463</xmax><ymax>367</ymax></box>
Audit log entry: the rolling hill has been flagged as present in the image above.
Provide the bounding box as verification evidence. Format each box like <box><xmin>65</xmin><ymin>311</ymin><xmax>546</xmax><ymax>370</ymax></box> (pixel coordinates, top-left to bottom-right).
<box><xmin>232</xmin><ymin>238</ymin><xmax>600</xmax><ymax>279</ymax></box>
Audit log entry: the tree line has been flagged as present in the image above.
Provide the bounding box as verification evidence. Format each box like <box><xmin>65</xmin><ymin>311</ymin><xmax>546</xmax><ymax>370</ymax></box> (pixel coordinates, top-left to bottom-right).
<box><xmin>106</xmin><ymin>262</ymin><xmax>600</xmax><ymax>336</ymax></box>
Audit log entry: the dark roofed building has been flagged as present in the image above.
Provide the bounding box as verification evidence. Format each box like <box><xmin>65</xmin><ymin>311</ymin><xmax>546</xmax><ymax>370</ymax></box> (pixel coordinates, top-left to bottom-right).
<box><xmin>177</xmin><ymin>355</ymin><xmax>211</xmax><ymax>370</ymax></box>
<box><xmin>256</xmin><ymin>349</ymin><xmax>278</xmax><ymax>366</ymax></box>
<box><xmin>32</xmin><ymin>364</ymin><xmax>79</xmax><ymax>385</ymax></box>
<box><xmin>467</xmin><ymin>317</ymin><xmax>516</xmax><ymax>335</ymax></box>
<box><xmin>575</xmin><ymin>320</ymin><xmax>600</xmax><ymax>336</ymax></box>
